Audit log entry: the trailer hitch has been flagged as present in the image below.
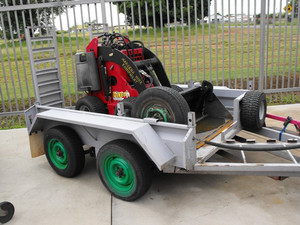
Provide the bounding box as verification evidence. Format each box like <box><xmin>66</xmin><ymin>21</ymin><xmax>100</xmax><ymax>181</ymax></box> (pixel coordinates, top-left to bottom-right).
<box><xmin>267</xmin><ymin>114</ymin><xmax>300</xmax><ymax>138</ymax></box>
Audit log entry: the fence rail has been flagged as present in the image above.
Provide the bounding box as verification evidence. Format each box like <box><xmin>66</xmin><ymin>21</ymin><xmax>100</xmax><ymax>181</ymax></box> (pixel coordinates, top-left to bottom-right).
<box><xmin>0</xmin><ymin>0</ymin><xmax>300</xmax><ymax>128</ymax></box>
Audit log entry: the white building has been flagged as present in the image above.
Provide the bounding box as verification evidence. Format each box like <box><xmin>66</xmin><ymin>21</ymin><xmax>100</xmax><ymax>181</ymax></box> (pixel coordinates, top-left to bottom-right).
<box><xmin>203</xmin><ymin>14</ymin><xmax>223</xmax><ymax>23</ymax></box>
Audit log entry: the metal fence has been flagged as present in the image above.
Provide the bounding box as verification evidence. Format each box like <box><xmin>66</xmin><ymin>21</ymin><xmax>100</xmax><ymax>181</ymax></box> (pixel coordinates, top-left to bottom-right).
<box><xmin>0</xmin><ymin>0</ymin><xmax>300</xmax><ymax>128</ymax></box>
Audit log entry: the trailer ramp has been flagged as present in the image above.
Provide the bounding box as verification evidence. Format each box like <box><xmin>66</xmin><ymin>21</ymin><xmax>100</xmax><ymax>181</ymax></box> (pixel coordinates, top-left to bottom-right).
<box><xmin>25</xmin><ymin>26</ymin><xmax>64</xmax><ymax>108</ymax></box>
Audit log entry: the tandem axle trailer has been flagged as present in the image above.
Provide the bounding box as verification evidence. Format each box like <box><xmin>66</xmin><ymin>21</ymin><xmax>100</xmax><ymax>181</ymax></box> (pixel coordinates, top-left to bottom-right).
<box><xmin>23</xmin><ymin>27</ymin><xmax>300</xmax><ymax>200</ymax></box>
<box><xmin>25</xmin><ymin>86</ymin><xmax>300</xmax><ymax>201</ymax></box>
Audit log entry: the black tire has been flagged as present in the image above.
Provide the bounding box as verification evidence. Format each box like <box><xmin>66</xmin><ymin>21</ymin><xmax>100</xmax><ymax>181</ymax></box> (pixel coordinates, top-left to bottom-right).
<box><xmin>114</xmin><ymin>97</ymin><xmax>136</xmax><ymax>117</ymax></box>
<box><xmin>75</xmin><ymin>96</ymin><xmax>107</xmax><ymax>113</ymax></box>
<box><xmin>171</xmin><ymin>84</ymin><xmax>184</xmax><ymax>92</ymax></box>
<box><xmin>131</xmin><ymin>86</ymin><xmax>190</xmax><ymax>124</ymax></box>
<box><xmin>44</xmin><ymin>126</ymin><xmax>85</xmax><ymax>178</ymax></box>
<box><xmin>0</xmin><ymin>201</ymin><xmax>14</xmax><ymax>224</ymax></box>
<box><xmin>240</xmin><ymin>91</ymin><xmax>267</xmax><ymax>130</ymax></box>
<box><xmin>97</xmin><ymin>140</ymin><xmax>152</xmax><ymax>201</ymax></box>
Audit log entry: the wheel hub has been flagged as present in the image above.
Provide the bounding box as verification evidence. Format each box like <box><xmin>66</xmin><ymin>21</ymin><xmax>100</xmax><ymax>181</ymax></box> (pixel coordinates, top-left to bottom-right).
<box><xmin>104</xmin><ymin>155</ymin><xmax>135</xmax><ymax>195</ymax></box>
<box><xmin>115</xmin><ymin>168</ymin><xmax>125</xmax><ymax>178</ymax></box>
<box><xmin>259</xmin><ymin>101</ymin><xmax>265</xmax><ymax>120</ymax></box>
<box><xmin>144</xmin><ymin>104</ymin><xmax>171</xmax><ymax>122</ymax></box>
<box><xmin>56</xmin><ymin>150</ymin><xmax>64</xmax><ymax>157</ymax></box>
<box><xmin>48</xmin><ymin>138</ymin><xmax>68</xmax><ymax>170</ymax></box>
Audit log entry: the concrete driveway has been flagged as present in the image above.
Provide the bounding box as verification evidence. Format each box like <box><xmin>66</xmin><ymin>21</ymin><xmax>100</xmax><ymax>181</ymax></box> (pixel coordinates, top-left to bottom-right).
<box><xmin>1</xmin><ymin>104</ymin><xmax>300</xmax><ymax>225</ymax></box>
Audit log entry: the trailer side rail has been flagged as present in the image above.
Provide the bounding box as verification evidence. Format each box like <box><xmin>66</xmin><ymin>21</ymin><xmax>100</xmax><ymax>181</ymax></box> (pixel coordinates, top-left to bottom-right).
<box><xmin>25</xmin><ymin>104</ymin><xmax>196</xmax><ymax>170</ymax></box>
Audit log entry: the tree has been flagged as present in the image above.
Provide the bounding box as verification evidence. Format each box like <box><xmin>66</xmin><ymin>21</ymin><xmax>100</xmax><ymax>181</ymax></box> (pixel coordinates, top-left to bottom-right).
<box><xmin>0</xmin><ymin>0</ymin><xmax>67</xmax><ymax>40</ymax></box>
<box><xmin>116</xmin><ymin>0</ymin><xmax>212</xmax><ymax>28</ymax></box>
<box><xmin>289</xmin><ymin>0</ymin><xmax>299</xmax><ymax>18</ymax></box>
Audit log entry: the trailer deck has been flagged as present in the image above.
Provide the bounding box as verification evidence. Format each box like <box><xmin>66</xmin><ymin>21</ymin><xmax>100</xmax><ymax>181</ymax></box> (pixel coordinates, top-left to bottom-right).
<box><xmin>25</xmin><ymin>87</ymin><xmax>300</xmax><ymax>178</ymax></box>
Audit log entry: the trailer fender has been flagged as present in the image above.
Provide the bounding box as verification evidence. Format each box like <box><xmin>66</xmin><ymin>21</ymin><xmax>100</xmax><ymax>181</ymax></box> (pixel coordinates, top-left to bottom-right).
<box><xmin>130</xmin><ymin>123</ymin><xmax>176</xmax><ymax>170</ymax></box>
<box><xmin>27</xmin><ymin>106</ymin><xmax>176</xmax><ymax>170</ymax></box>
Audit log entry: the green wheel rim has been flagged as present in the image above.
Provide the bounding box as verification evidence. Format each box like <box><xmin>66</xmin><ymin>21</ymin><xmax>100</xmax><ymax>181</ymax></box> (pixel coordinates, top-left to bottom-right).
<box><xmin>48</xmin><ymin>138</ymin><xmax>68</xmax><ymax>170</ymax></box>
<box><xmin>141</xmin><ymin>102</ymin><xmax>175</xmax><ymax>122</ymax></box>
<box><xmin>103</xmin><ymin>154</ymin><xmax>135</xmax><ymax>197</ymax></box>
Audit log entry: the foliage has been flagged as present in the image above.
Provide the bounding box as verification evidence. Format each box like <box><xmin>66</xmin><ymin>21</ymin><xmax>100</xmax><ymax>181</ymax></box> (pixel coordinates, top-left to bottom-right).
<box><xmin>116</xmin><ymin>0</ymin><xmax>212</xmax><ymax>28</ymax></box>
<box><xmin>0</xmin><ymin>0</ymin><xmax>68</xmax><ymax>40</ymax></box>
<box><xmin>289</xmin><ymin>0</ymin><xmax>299</xmax><ymax>17</ymax></box>
<box><xmin>267</xmin><ymin>94</ymin><xmax>300</xmax><ymax>105</ymax></box>
<box><xmin>257</xmin><ymin>1</ymin><xmax>298</xmax><ymax>19</ymax></box>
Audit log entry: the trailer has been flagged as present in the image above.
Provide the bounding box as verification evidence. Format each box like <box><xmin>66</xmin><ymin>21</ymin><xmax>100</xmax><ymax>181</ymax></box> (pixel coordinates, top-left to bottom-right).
<box><xmin>25</xmin><ymin>86</ymin><xmax>300</xmax><ymax>201</ymax></box>
<box><xmin>24</xmin><ymin>27</ymin><xmax>300</xmax><ymax>201</ymax></box>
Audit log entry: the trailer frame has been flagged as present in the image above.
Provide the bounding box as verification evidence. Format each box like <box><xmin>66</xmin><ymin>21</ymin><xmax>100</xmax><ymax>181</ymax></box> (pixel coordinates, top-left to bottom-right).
<box><xmin>25</xmin><ymin>86</ymin><xmax>300</xmax><ymax>177</ymax></box>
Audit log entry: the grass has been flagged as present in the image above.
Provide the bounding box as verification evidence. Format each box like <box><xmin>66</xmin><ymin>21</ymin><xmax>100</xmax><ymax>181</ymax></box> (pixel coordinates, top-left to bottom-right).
<box><xmin>0</xmin><ymin>23</ymin><xmax>300</xmax><ymax>128</ymax></box>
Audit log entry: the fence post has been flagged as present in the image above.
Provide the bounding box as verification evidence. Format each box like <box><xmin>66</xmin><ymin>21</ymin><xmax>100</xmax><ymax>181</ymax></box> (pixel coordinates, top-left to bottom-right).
<box><xmin>258</xmin><ymin>0</ymin><xmax>267</xmax><ymax>92</ymax></box>
<box><xmin>101</xmin><ymin>0</ymin><xmax>108</xmax><ymax>32</ymax></box>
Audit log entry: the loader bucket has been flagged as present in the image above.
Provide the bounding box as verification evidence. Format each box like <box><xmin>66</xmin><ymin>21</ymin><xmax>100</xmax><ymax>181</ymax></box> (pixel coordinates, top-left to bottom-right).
<box><xmin>180</xmin><ymin>82</ymin><xmax>232</xmax><ymax>133</ymax></box>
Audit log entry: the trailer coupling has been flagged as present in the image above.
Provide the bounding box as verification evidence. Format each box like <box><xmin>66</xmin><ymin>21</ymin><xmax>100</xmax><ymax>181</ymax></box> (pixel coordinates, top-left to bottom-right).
<box><xmin>205</xmin><ymin>139</ymin><xmax>300</xmax><ymax>151</ymax></box>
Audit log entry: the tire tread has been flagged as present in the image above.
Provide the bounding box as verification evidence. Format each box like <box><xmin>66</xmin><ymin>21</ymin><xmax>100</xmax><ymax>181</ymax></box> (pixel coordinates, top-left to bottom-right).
<box><xmin>44</xmin><ymin>126</ymin><xmax>85</xmax><ymax>178</ymax></box>
<box><xmin>75</xmin><ymin>96</ymin><xmax>107</xmax><ymax>113</ymax></box>
<box><xmin>240</xmin><ymin>91</ymin><xmax>266</xmax><ymax>130</ymax></box>
<box><xmin>97</xmin><ymin>140</ymin><xmax>152</xmax><ymax>201</ymax></box>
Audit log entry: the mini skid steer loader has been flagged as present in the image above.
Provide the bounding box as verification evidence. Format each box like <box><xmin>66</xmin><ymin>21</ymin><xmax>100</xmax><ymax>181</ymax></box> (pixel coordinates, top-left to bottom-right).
<box><xmin>75</xmin><ymin>32</ymin><xmax>265</xmax><ymax>131</ymax></box>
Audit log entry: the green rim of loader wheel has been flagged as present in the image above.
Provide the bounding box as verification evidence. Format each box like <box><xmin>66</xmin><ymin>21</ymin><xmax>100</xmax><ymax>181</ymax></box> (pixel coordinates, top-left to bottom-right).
<box><xmin>79</xmin><ymin>105</ymin><xmax>91</xmax><ymax>111</ymax></box>
<box><xmin>48</xmin><ymin>138</ymin><xmax>68</xmax><ymax>170</ymax></box>
<box><xmin>104</xmin><ymin>154</ymin><xmax>135</xmax><ymax>196</ymax></box>
<box><xmin>142</xmin><ymin>103</ymin><xmax>174</xmax><ymax>122</ymax></box>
